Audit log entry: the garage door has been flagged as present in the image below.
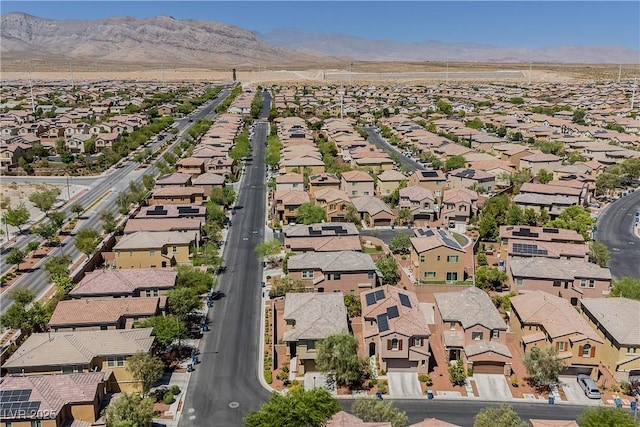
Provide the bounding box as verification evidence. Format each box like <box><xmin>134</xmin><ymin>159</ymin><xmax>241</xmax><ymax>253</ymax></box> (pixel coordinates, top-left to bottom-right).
<box><xmin>374</xmin><ymin>218</ymin><xmax>391</xmax><ymax>227</ymax></box>
<box><xmin>561</xmin><ymin>366</ymin><xmax>594</xmax><ymax>376</ymax></box>
<box><xmin>473</xmin><ymin>361</ymin><xmax>504</xmax><ymax>375</ymax></box>
<box><xmin>386</xmin><ymin>359</ymin><xmax>418</xmax><ymax>372</ymax></box>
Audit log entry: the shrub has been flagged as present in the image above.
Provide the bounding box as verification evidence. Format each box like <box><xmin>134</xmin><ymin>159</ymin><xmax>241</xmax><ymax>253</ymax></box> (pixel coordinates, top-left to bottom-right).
<box><xmin>264</xmin><ymin>370</ymin><xmax>272</xmax><ymax>384</ymax></box>
<box><xmin>511</xmin><ymin>377</ymin><xmax>519</xmax><ymax>387</ymax></box>
<box><xmin>418</xmin><ymin>374</ymin><xmax>433</xmax><ymax>386</ymax></box>
<box><xmin>378</xmin><ymin>380</ymin><xmax>388</xmax><ymax>394</ymax></box>
<box><xmin>291</xmin><ymin>379</ymin><xmax>299</xmax><ymax>387</ymax></box>
<box><xmin>380</xmin><ymin>370</ymin><xmax>386</xmax><ymax>376</ymax></box>
<box><xmin>170</xmin><ymin>385</ymin><xmax>181</xmax><ymax>395</ymax></box>
<box><xmin>163</xmin><ymin>392</ymin><xmax>175</xmax><ymax>405</ymax></box>
<box><xmin>369</xmin><ymin>378</ymin><xmax>378</xmax><ymax>387</ymax></box>
<box><xmin>611</xmin><ymin>385</ymin><xmax>620</xmax><ymax>393</ymax></box>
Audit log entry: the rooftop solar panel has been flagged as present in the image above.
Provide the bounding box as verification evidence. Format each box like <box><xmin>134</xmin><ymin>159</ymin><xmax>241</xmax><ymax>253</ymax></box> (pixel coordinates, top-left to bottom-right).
<box><xmin>399</xmin><ymin>293</ymin><xmax>412</xmax><ymax>308</ymax></box>
<box><xmin>377</xmin><ymin>314</ymin><xmax>389</xmax><ymax>332</ymax></box>
<box><xmin>374</xmin><ymin>289</ymin><xmax>385</xmax><ymax>301</ymax></box>
<box><xmin>0</xmin><ymin>401</ymin><xmax>40</xmax><ymax>418</ymax></box>
<box><xmin>387</xmin><ymin>305</ymin><xmax>399</xmax><ymax>319</ymax></box>
<box><xmin>0</xmin><ymin>389</ymin><xmax>31</xmax><ymax>403</ymax></box>
<box><xmin>365</xmin><ymin>293</ymin><xmax>376</xmax><ymax>306</ymax></box>
<box><xmin>542</xmin><ymin>228</ymin><xmax>559</xmax><ymax>234</ymax></box>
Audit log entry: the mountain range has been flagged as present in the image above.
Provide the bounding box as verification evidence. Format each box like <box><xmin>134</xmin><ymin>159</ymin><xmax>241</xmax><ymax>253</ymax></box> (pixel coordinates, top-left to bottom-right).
<box><xmin>1</xmin><ymin>12</ymin><xmax>638</xmax><ymax>69</ymax></box>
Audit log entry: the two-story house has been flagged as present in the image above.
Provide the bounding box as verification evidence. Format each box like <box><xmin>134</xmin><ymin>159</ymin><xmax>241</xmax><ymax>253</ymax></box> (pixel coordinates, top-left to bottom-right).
<box><xmin>410</xmin><ymin>228</ymin><xmax>466</xmax><ymax>284</ymax></box>
<box><xmin>68</xmin><ymin>268</ymin><xmax>177</xmax><ymax>299</ymax></box>
<box><xmin>176</xmin><ymin>157</ymin><xmax>206</xmax><ymax>176</ymax></box>
<box><xmin>440</xmin><ymin>188</ymin><xmax>478</xmax><ymax>231</ymax></box>
<box><xmin>308</xmin><ymin>173</ymin><xmax>341</xmax><ymax>196</ymax></box>
<box><xmin>313</xmin><ymin>188</ymin><xmax>353</xmax><ymax>223</ymax></box>
<box><xmin>361</xmin><ymin>285</ymin><xmax>431</xmax><ymax>373</ymax></box>
<box><xmin>275</xmin><ymin>173</ymin><xmax>305</xmax><ymax>192</ymax></box>
<box><xmin>149</xmin><ymin>187</ymin><xmax>206</xmax><ymax>205</ymax></box>
<box><xmin>434</xmin><ymin>287</ymin><xmax>512</xmax><ymax>375</ymax></box>
<box><xmin>447</xmin><ymin>168</ymin><xmax>495</xmax><ymax>193</ymax></box>
<box><xmin>287</xmin><ymin>250</ymin><xmax>377</xmax><ymax>293</ymax></box>
<box><xmin>350</xmin><ymin>196</ymin><xmax>395</xmax><ymax>227</ymax></box>
<box><xmin>408</xmin><ymin>170</ymin><xmax>447</xmax><ymax>201</ymax></box>
<box><xmin>399</xmin><ymin>186</ymin><xmax>436</xmax><ymax>224</ymax></box>
<box><xmin>273</xmin><ymin>190</ymin><xmax>310</xmax><ymax>224</ymax></box>
<box><xmin>281</xmin><ymin>292</ymin><xmax>348</xmax><ymax>375</ymax></box>
<box><xmin>376</xmin><ymin>170</ymin><xmax>406</xmax><ymax>197</ymax></box>
<box><xmin>340</xmin><ymin>170</ymin><xmax>375</xmax><ymax>197</ymax></box>
<box><xmin>2</xmin><ymin>328</ymin><xmax>155</xmax><ymax>393</ymax></box>
<box><xmin>112</xmin><ymin>231</ymin><xmax>195</xmax><ymax>268</ymax></box>
<box><xmin>579</xmin><ymin>298</ymin><xmax>640</xmax><ymax>382</ymax></box>
<box><xmin>510</xmin><ymin>291</ymin><xmax>604</xmax><ymax>378</ymax></box>
<box><xmin>283</xmin><ymin>222</ymin><xmax>361</xmax><ymax>253</ymax></box>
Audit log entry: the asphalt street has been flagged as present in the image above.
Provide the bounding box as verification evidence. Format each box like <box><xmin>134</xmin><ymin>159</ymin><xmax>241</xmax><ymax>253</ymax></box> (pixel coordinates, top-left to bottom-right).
<box><xmin>594</xmin><ymin>190</ymin><xmax>640</xmax><ymax>279</ymax></box>
<box><xmin>362</xmin><ymin>126</ymin><xmax>426</xmax><ymax>172</ymax></box>
<box><xmin>177</xmin><ymin>94</ymin><xmax>272</xmax><ymax>427</ymax></box>
<box><xmin>0</xmin><ymin>88</ymin><xmax>230</xmax><ymax>315</ymax></box>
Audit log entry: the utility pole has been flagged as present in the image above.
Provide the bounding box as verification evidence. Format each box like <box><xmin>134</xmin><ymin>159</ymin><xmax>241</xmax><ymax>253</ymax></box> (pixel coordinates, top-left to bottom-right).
<box><xmin>631</xmin><ymin>77</ymin><xmax>637</xmax><ymax>110</ymax></box>
<box><xmin>28</xmin><ymin>72</ymin><xmax>35</xmax><ymax>114</ymax></box>
<box><xmin>349</xmin><ymin>63</ymin><xmax>353</xmax><ymax>87</ymax></box>
<box><xmin>618</xmin><ymin>64</ymin><xmax>622</xmax><ymax>83</ymax></box>
<box><xmin>66</xmin><ymin>175</ymin><xmax>71</xmax><ymax>201</ymax></box>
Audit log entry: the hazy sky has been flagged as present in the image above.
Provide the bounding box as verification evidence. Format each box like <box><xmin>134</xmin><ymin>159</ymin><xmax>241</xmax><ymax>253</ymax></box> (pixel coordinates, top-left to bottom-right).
<box><xmin>3</xmin><ymin>1</ymin><xmax>640</xmax><ymax>50</ymax></box>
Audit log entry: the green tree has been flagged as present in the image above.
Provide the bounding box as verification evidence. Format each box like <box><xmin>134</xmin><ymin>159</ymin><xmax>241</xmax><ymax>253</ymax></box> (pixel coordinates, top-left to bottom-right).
<box><xmin>176</xmin><ymin>265</ymin><xmax>212</xmax><ymax>294</ymax></box>
<box><xmin>448</xmin><ymin>359</ymin><xmax>466</xmax><ymax>386</ymax></box>
<box><xmin>48</xmin><ymin>211</ymin><xmax>65</xmax><ymax>229</ymax></box>
<box><xmin>375</xmin><ymin>256</ymin><xmax>400</xmax><ymax>285</ymax></box>
<box><xmin>209</xmin><ymin>186</ymin><xmax>236</xmax><ymax>207</ymax></box>
<box><xmin>474</xmin><ymin>404</ymin><xmax>528</xmax><ymax>427</ymax></box>
<box><xmin>577</xmin><ymin>406</ymin><xmax>638</xmax><ymax>427</ymax></box>
<box><xmin>566</xmin><ymin>151</ymin><xmax>587</xmax><ymax>165</ymax></box>
<box><xmin>244</xmin><ymin>387</ymin><xmax>340</xmax><ymax>427</ymax></box>
<box><xmin>506</xmin><ymin>205</ymin><xmax>524</xmax><ymax>225</ymax></box>
<box><xmin>316</xmin><ymin>332</ymin><xmax>369</xmax><ymax>386</ymax></box>
<box><xmin>595</xmin><ymin>172</ymin><xmax>620</xmax><ymax>196</ymax></box>
<box><xmin>100</xmin><ymin>211</ymin><xmax>118</xmax><ymax>234</ymax></box>
<box><xmin>31</xmin><ymin>222</ymin><xmax>57</xmax><ymax>245</ymax></box>
<box><xmin>168</xmin><ymin>287</ymin><xmax>201</xmax><ymax>320</ymax></box>
<box><xmin>102</xmin><ymin>392</ymin><xmax>154</xmax><ymax>427</ymax></box>
<box><xmin>397</xmin><ymin>207</ymin><xmax>412</xmax><ymax>225</ymax></box>
<box><xmin>344</xmin><ymin>294</ymin><xmax>362</xmax><ymax>317</ymax></box>
<box><xmin>142</xmin><ymin>174</ymin><xmax>155</xmax><ymax>192</ymax></box>
<box><xmin>116</xmin><ymin>191</ymin><xmax>132</xmax><ymax>215</ymax></box>
<box><xmin>436</xmin><ymin>100</ymin><xmax>452</xmax><ymax>115</ymax></box>
<box><xmin>126</xmin><ymin>351</ymin><xmax>165</xmax><ymax>397</ymax></box>
<box><xmin>254</xmin><ymin>239</ymin><xmax>282</xmax><ymax>264</ymax></box>
<box><xmin>229</xmin><ymin>134</ymin><xmax>251</xmax><ymax>161</ymax></box>
<box><xmin>71</xmin><ymin>203</ymin><xmax>84</xmax><ymax>218</ymax></box>
<box><xmin>523</xmin><ymin>346</ymin><xmax>566</xmax><ymax>387</ymax></box>
<box><xmin>29</xmin><ymin>187</ymin><xmax>61</xmax><ymax>215</ymax></box>
<box><xmin>588</xmin><ymin>241</ymin><xmax>611</xmax><ymax>268</ymax></box>
<box><xmin>510</xmin><ymin>97</ymin><xmax>525</xmax><ymax>105</ymax></box>
<box><xmin>572</xmin><ymin>108</ymin><xmax>586</xmax><ymax>125</ymax></box>
<box><xmin>350</xmin><ymin>398</ymin><xmax>409</xmax><ymax>427</ymax></box>
<box><xmin>523</xmin><ymin>208</ymin><xmax>538</xmax><ymax>226</ymax></box>
<box><xmin>545</xmin><ymin>205</ymin><xmax>594</xmax><ymax>240</ymax></box>
<box><xmin>137</xmin><ymin>315</ymin><xmax>188</xmax><ymax>348</ymax></box>
<box><xmin>1</xmin><ymin>203</ymin><xmax>30</xmax><ymax>233</ymax></box>
<box><xmin>389</xmin><ymin>232</ymin><xmax>412</xmax><ymax>255</ymax></box>
<box><xmin>475</xmin><ymin>266</ymin><xmax>508</xmax><ymax>290</ymax></box>
<box><xmin>345</xmin><ymin>204</ymin><xmax>363</xmax><ymax>227</ymax></box>
<box><xmin>609</xmin><ymin>277</ymin><xmax>640</xmax><ymax>300</ymax></box>
<box><xmin>74</xmin><ymin>228</ymin><xmax>101</xmax><ymax>258</ymax></box>
<box><xmin>53</xmin><ymin>275</ymin><xmax>75</xmax><ymax>297</ymax></box>
<box><xmin>478</xmin><ymin>214</ymin><xmax>499</xmax><ymax>241</ymax></box>
<box><xmin>6</xmin><ymin>286</ymin><xmax>35</xmax><ymax>306</ymax></box>
<box><xmin>537</xmin><ymin>169</ymin><xmax>553</xmax><ymax>184</ymax></box>
<box><xmin>296</xmin><ymin>203</ymin><xmax>327</xmax><ymax>224</ymax></box>
<box><xmin>44</xmin><ymin>254</ymin><xmax>72</xmax><ymax>281</ymax></box>
<box><xmin>6</xmin><ymin>248</ymin><xmax>26</xmax><ymax>272</ymax></box>
<box><xmin>444</xmin><ymin>155</ymin><xmax>466</xmax><ymax>171</ymax></box>
<box><xmin>26</xmin><ymin>240</ymin><xmax>40</xmax><ymax>253</ymax></box>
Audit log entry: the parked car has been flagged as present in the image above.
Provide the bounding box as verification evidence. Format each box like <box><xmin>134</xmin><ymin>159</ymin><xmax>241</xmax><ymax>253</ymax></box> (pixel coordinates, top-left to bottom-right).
<box><xmin>577</xmin><ymin>374</ymin><xmax>601</xmax><ymax>399</ymax></box>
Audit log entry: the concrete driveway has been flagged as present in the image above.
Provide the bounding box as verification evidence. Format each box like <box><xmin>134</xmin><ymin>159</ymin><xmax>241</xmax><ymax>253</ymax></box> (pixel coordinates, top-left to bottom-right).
<box><xmin>473</xmin><ymin>374</ymin><xmax>513</xmax><ymax>400</ymax></box>
<box><xmin>387</xmin><ymin>372</ymin><xmax>423</xmax><ymax>398</ymax></box>
<box><xmin>559</xmin><ymin>376</ymin><xmax>600</xmax><ymax>404</ymax></box>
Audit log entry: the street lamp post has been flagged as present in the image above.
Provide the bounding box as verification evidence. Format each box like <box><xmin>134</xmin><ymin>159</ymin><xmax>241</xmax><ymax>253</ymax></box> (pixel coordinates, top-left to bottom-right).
<box><xmin>313</xmin><ymin>375</ymin><xmax>316</xmax><ymax>389</ymax></box>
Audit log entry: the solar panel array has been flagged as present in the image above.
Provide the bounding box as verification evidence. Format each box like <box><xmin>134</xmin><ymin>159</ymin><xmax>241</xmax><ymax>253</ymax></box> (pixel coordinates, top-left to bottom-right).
<box><xmin>377</xmin><ymin>314</ymin><xmax>389</xmax><ymax>332</ymax></box>
<box><xmin>178</xmin><ymin>207</ymin><xmax>200</xmax><ymax>214</ymax></box>
<box><xmin>0</xmin><ymin>401</ymin><xmax>41</xmax><ymax>419</ymax></box>
<box><xmin>421</xmin><ymin>170</ymin><xmax>440</xmax><ymax>178</ymax></box>
<box><xmin>438</xmin><ymin>230</ymin><xmax>462</xmax><ymax>250</ymax></box>
<box><xmin>374</xmin><ymin>289</ymin><xmax>385</xmax><ymax>300</ymax></box>
<box><xmin>512</xmin><ymin>228</ymin><xmax>539</xmax><ymax>238</ymax></box>
<box><xmin>399</xmin><ymin>293</ymin><xmax>412</xmax><ymax>308</ymax></box>
<box><xmin>387</xmin><ymin>305</ymin><xmax>399</xmax><ymax>319</ymax></box>
<box><xmin>542</xmin><ymin>227</ymin><xmax>559</xmax><ymax>234</ymax></box>
<box><xmin>365</xmin><ymin>289</ymin><xmax>386</xmax><ymax>306</ymax></box>
<box><xmin>147</xmin><ymin>205</ymin><xmax>168</xmax><ymax>216</ymax></box>
<box><xmin>512</xmin><ymin>243</ymin><xmax>548</xmax><ymax>256</ymax></box>
<box><xmin>0</xmin><ymin>389</ymin><xmax>31</xmax><ymax>403</ymax></box>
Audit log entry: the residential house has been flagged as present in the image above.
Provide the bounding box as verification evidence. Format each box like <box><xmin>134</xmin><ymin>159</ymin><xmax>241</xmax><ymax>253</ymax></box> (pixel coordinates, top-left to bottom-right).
<box><xmin>69</xmin><ymin>268</ymin><xmax>177</xmax><ymax>299</ymax></box>
<box><xmin>134</xmin><ymin>204</ymin><xmax>206</xmax><ymax>220</ymax></box>
<box><xmin>2</xmin><ymin>328</ymin><xmax>155</xmax><ymax>393</ymax></box>
<box><xmin>341</xmin><ymin>170</ymin><xmax>375</xmax><ymax>197</ymax></box>
<box><xmin>66</xmin><ymin>134</ymin><xmax>93</xmax><ymax>154</ymax></box>
<box><xmin>519</xmin><ymin>153</ymin><xmax>563</xmax><ymax>175</ymax></box>
<box><xmin>408</xmin><ymin>170</ymin><xmax>447</xmax><ymax>200</ymax></box>
<box><xmin>177</xmin><ymin>157</ymin><xmax>206</xmax><ymax>176</ymax></box>
<box><xmin>509</xmin><ymin>257</ymin><xmax>611</xmax><ymax>305</ymax></box>
<box><xmin>149</xmin><ymin>187</ymin><xmax>206</xmax><ymax>205</ymax></box>
<box><xmin>275</xmin><ymin>173</ymin><xmax>304</xmax><ymax>192</ymax></box>
<box><xmin>313</xmin><ymin>188</ymin><xmax>353</xmax><ymax>223</ymax></box>
<box><xmin>288</xmin><ymin>250</ymin><xmax>377</xmax><ymax>293</ymax></box>
<box><xmin>192</xmin><ymin>172</ymin><xmax>226</xmax><ymax>195</ymax></box>
<box><xmin>156</xmin><ymin>172</ymin><xmax>193</xmax><ymax>188</ymax></box>
<box><xmin>113</xmin><ymin>231</ymin><xmax>195</xmax><ymax>268</ymax></box>
<box><xmin>123</xmin><ymin>218</ymin><xmax>202</xmax><ymax>241</ymax></box>
<box><xmin>282</xmin><ymin>292</ymin><xmax>348</xmax><ymax>375</ymax></box>
<box><xmin>410</xmin><ymin>228</ymin><xmax>467</xmax><ymax>284</ymax></box>
<box><xmin>579</xmin><ymin>298</ymin><xmax>640</xmax><ymax>382</ymax></box>
<box><xmin>510</xmin><ymin>291</ymin><xmax>604</xmax><ymax>378</ymax></box>
<box><xmin>283</xmin><ymin>155</ymin><xmax>325</xmax><ymax>174</ymax></box>
<box><xmin>434</xmin><ymin>287</ymin><xmax>512</xmax><ymax>374</ymax></box>
<box><xmin>273</xmin><ymin>190</ymin><xmax>310</xmax><ymax>224</ymax></box>
<box><xmin>326</xmin><ymin>412</ymin><xmax>391</xmax><ymax>427</ymax></box>
<box><xmin>440</xmin><ymin>188</ymin><xmax>478</xmax><ymax>231</ymax></box>
<box><xmin>48</xmin><ymin>297</ymin><xmax>162</xmax><ymax>331</ymax></box>
<box><xmin>350</xmin><ymin>196</ymin><xmax>395</xmax><ymax>227</ymax></box>
<box><xmin>308</xmin><ymin>173</ymin><xmax>340</xmax><ymax>196</ymax></box>
<box><xmin>361</xmin><ymin>286</ymin><xmax>431</xmax><ymax>373</ymax></box>
<box><xmin>283</xmin><ymin>222</ymin><xmax>362</xmax><ymax>253</ymax></box>
<box><xmin>499</xmin><ymin>225</ymin><xmax>585</xmax><ymax>260</ymax></box>
<box><xmin>95</xmin><ymin>133</ymin><xmax>120</xmax><ymax>151</ymax></box>
<box><xmin>447</xmin><ymin>168</ymin><xmax>495</xmax><ymax>193</ymax></box>
<box><xmin>376</xmin><ymin>169</ymin><xmax>407</xmax><ymax>197</ymax></box>
<box><xmin>398</xmin><ymin>186</ymin><xmax>437</xmax><ymax>224</ymax></box>
<box><xmin>0</xmin><ymin>372</ymin><xmax>110</xmax><ymax>427</ymax></box>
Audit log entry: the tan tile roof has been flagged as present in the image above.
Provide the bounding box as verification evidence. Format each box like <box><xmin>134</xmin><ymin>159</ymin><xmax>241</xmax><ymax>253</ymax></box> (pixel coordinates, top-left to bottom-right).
<box><xmin>156</xmin><ymin>172</ymin><xmax>192</xmax><ymax>186</ymax></box>
<box><xmin>114</xmin><ymin>231</ymin><xmax>194</xmax><ymax>250</ymax></box>
<box><xmin>283</xmin><ymin>293</ymin><xmax>348</xmax><ymax>341</ymax></box>
<box><xmin>341</xmin><ymin>170</ymin><xmax>374</xmax><ymax>182</ymax></box>
<box><xmin>434</xmin><ymin>287</ymin><xmax>507</xmax><ymax>330</ymax></box>
<box><xmin>499</xmin><ymin>225</ymin><xmax>584</xmax><ymax>243</ymax></box>
<box><xmin>314</xmin><ymin>188</ymin><xmax>351</xmax><ymax>203</ymax></box>
<box><xmin>410</xmin><ymin>229</ymin><xmax>464</xmax><ymax>253</ymax></box>
<box><xmin>529</xmin><ymin>421</ymin><xmax>579</xmax><ymax>427</ymax></box>
<box><xmin>400</xmin><ymin>186</ymin><xmax>434</xmax><ymax>202</ymax></box>
<box><xmin>3</xmin><ymin>329</ymin><xmax>155</xmax><ymax>368</ymax></box>
<box><xmin>511</xmin><ymin>291</ymin><xmax>602</xmax><ymax>342</ymax></box>
<box><xmin>409</xmin><ymin>418</ymin><xmax>461</xmax><ymax>427</ymax></box>
<box><xmin>377</xmin><ymin>170</ymin><xmax>406</xmax><ymax>182</ymax></box>
<box><xmin>276</xmin><ymin>173</ymin><xmax>304</xmax><ymax>184</ymax></box>
<box><xmin>288</xmin><ymin>250</ymin><xmax>375</xmax><ymax>272</ymax></box>
<box><xmin>509</xmin><ymin>257</ymin><xmax>611</xmax><ymax>281</ymax></box>
<box><xmin>0</xmin><ymin>372</ymin><xmax>107</xmax><ymax>418</ymax></box>
<box><xmin>69</xmin><ymin>268</ymin><xmax>176</xmax><ymax>297</ymax></box>
<box><xmin>274</xmin><ymin>190</ymin><xmax>310</xmax><ymax>205</ymax></box>
<box><xmin>579</xmin><ymin>297</ymin><xmax>640</xmax><ymax>346</ymax></box>
<box><xmin>124</xmin><ymin>218</ymin><xmax>202</xmax><ymax>234</ymax></box>
<box><xmin>327</xmin><ymin>411</ymin><xmax>391</xmax><ymax>427</ymax></box>
<box><xmin>49</xmin><ymin>297</ymin><xmax>160</xmax><ymax>327</ymax></box>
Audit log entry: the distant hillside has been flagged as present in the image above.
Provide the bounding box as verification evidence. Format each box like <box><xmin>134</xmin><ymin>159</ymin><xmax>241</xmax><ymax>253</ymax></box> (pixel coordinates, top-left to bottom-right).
<box><xmin>0</xmin><ymin>12</ymin><xmax>328</xmax><ymax>69</ymax></box>
<box><xmin>261</xmin><ymin>28</ymin><xmax>640</xmax><ymax>64</ymax></box>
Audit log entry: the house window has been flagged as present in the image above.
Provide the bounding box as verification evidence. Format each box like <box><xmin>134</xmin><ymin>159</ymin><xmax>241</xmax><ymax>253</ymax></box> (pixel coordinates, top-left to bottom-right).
<box><xmin>352</xmin><ymin>191</ymin><xmax>357</xmax><ymax>196</ymax></box>
<box><xmin>367</xmin><ymin>272</ymin><xmax>375</xmax><ymax>280</ymax></box>
<box><xmin>436</xmin><ymin>255</ymin><xmax>441</xmax><ymax>261</ymax></box>
<box><xmin>459</xmin><ymin>205</ymin><xmax>466</xmax><ymax>212</ymax></box>
<box><xmin>582</xmin><ymin>344</ymin><xmax>592</xmax><ymax>357</ymax></box>
<box><xmin>425</xmin><ymin>272</ymin><xmax>436</xmax><ymax>278</ymax></box>
<box><xmin>129</xmin><ymin>251</ymin><xmax>133</xmax><ymax>257</ymax></box>
<box><xmin>107</xmin><ymin>357</ymin><xmax>116</xmax><ymax>368</ymax></box>
<box><xmin>420</xmin><ymin>255</ymin><xmax>425</xmax><ymax>262</ymax></box>
<box><xmin>472</xmin><ymin>332</ymin><xmax>483</xmax><ymax>341</ymax></box>
<box><xmin>491</xmin><ymin>330</ymin><xmax>500</xmax><ymax>339</ymax></box>
<box><xmin>31</xmin><ymin>422</ymin><xmax>41</xmax><ymax>427</ymax></box>
<box><xmin>302</xmin><ymin>270</ymin><xmax>314</xmax><ymax>279</ymax></box>
<box><xmin>553</xmin><ymin>280</ymin><xmax>561</xmax><ymax>287</ymax></box>
<box><xmin>391</xmin><ymin>338</ymin><xmax>399</xmax><ymax>350</ymax></box>
<box><xmin>515</xmin><ymin>278</ymin><xmax>523</xmax><ymax>287</ymax></box>
<box><xmin>411</xmin><ymin>338</ymin><xmax>423</xmax><ymax>347</ymax></box>
<box><xmin>334</xmin><ymin>273</ymin><xmax>341</xmax><ymax>280</ymax></box>
<box><xmin>326</xmin><ymin>274</ymin><xmax>332</xmax><ymax>280</ymax></box>
<box><xmin>101</xmin><ymin>325</ymin><xmax>108</xmax><ymax>331</ymax></box>
<box><xmin>293</xmin><ymin>183</ymin><xmax>299</xmax><ymax>188</ymax></box>
<box><xmin>627</xmin><ymin>347</ymin><xmax>638</xmax><ymax>355</ymax></box>
<box><xmin>307</xmin><ymin>340</ymin><xmax>316</xmax><ymax>350</ymax></box>
<box><xmin>450</xmin><ymin>322</ymin><xmax>456</xmax><ymax>330</ymax></box>
<box><xmin>364</xmin><ymin>191</ymin><xmax>370</xmax><ymax>196</ymax></box>
<box><xmin>447</xmin><ymin>255</ymin><xmax>459</xmax><ymax>262</ymax></box>
<box><xmin>446</xmin><ymin>272</ymin><xmax>458</xmax><ymax>282</ymax></box>
<box><xmin>580</xmin><ymin>279</ymin><xmax>595</xmax><ymax>288</ymax></box>
<box><xmin>330</xmin><ymin>204</ymin><xmax>336</xmax><ymax>210</ymax></box>
<box><xmin>150</xmin><ymin>250</ymin><xmax>156</xmax><ymax>257</ymax></box>
<box><xmin>558</xmin><ymin>342</ymin><xmax>566</xmax><ymax>351</ymax></box>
